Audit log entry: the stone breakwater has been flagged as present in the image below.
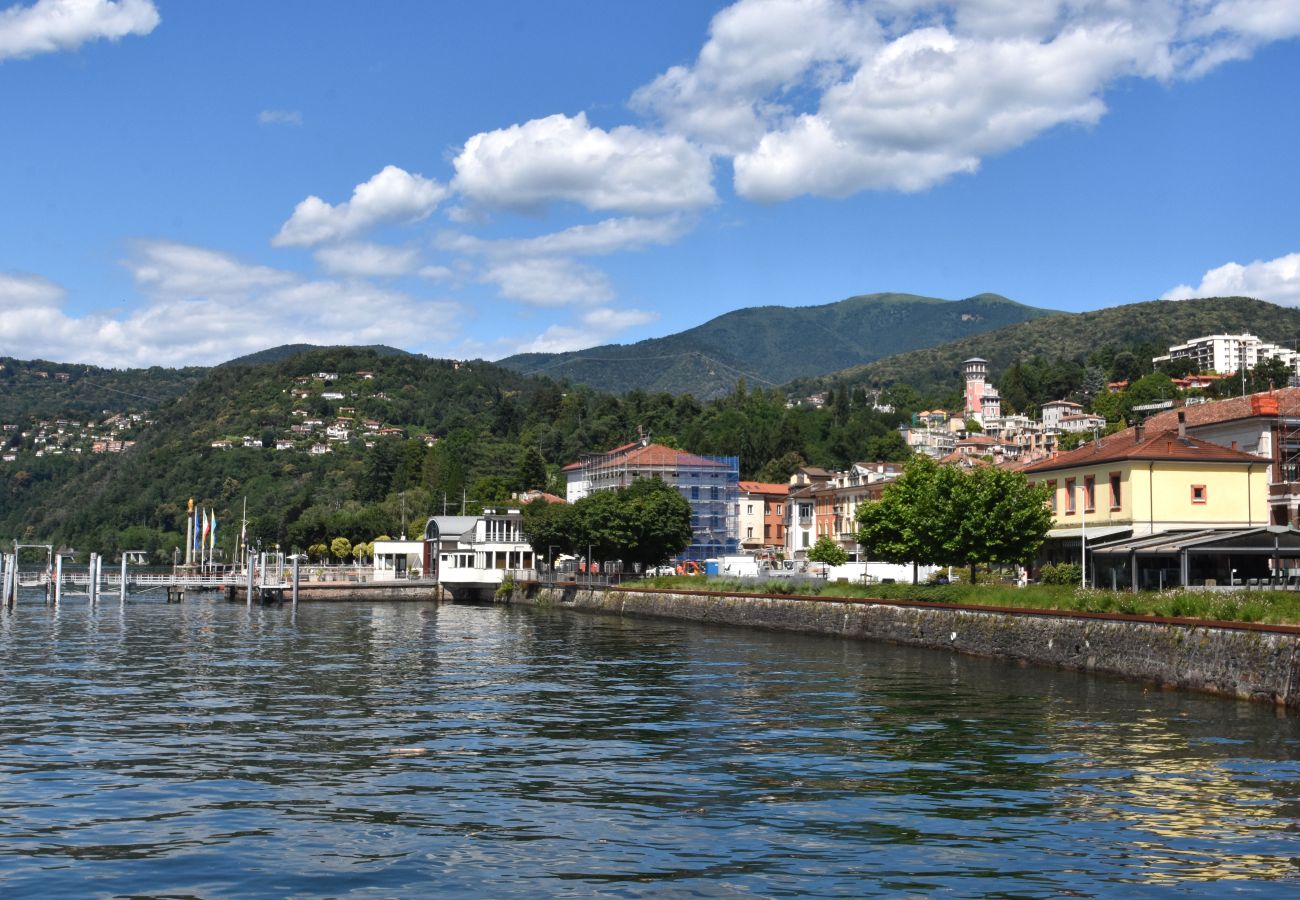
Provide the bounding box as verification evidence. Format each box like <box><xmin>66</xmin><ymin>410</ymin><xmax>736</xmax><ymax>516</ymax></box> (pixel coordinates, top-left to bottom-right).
<box><xmin>511</xmin><ymin>586</ymin><xmax>1300</xmax><ymax>709</ymax></box>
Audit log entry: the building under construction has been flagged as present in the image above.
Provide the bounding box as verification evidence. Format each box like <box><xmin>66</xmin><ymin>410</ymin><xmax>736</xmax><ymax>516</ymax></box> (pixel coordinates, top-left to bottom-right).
<box><xmin>564</xmin><ymin>440</ymin><xmax>740</xmax><ymax>561</ymax></box>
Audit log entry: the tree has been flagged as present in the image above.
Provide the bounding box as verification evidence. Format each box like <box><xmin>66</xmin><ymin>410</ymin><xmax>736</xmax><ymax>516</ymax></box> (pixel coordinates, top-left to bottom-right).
<box><xmin>308</xmin><ymin>542</ymin><xmax>328</xmax><ymax>562</ymax></box>
<box><xmin>857</xmin><ymin>456</ymin><xmax>1051</xmax><ymax>583</ymax></box>
<box><xmin>330</xmin><ymin>536</ymin><xmax>352</xmax><ymax>563</ymax></box>
<box><xmin>857</xmin><ymin>456</ymin><xmax>949</xmax><ymax>583</ymax></box>
<box><xmin>513</xmin><ymin>445</ymin><xmax>548</xmax><ymax>493</ymax></box>
<box><xmin>807</xmin><ymin>535</ymin><xmax>848</xmax><ymax>567</ymax></box>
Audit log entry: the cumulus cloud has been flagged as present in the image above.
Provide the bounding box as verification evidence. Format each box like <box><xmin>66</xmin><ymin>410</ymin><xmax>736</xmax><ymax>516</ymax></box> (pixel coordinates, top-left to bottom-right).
<box><xmin>451</xmin><ymin>112</ymin><xmax>716</xmax><ymax>214</ymax></box>
<box><xmin>0</xmin><ymin>243</ymin><xmax>462</xmax><ymax>367</ymax></box>
<box><xmin>1162</xmin><ymin>252</ymin><xmax>1300</xmax><ymax>306</ymax></box>
<box><xmin>512</xmin><ymin>306</ymin><xmax>660</xmax><ymax>354</ymax></box>
<box><xmin>481</xmin><ymin>258</ymin><xmax>614</xmax><ymax>307</ymax></box>
<box><xmin>273</xmin><ymin>165</ymin><xmax>449</xmax><ymax>247</ymax></box>
<box><xmin>258</xmin><ymin>109</ymin><xmax>303</xmax><ymax>126</ymax></box>
<box><xmin>0</xmin><ymin>0</ymin><xmax>158</xmax><ymax>62</ymax></box>
<box><xmin>314</xmin><ymin>242</ymin><xmax>423</xmax><ymax>277</ymax></box>
<box><xmin>632</xmin><ymin>0</ymin><xmax>1300</xmax><ymax>201</ymax></box>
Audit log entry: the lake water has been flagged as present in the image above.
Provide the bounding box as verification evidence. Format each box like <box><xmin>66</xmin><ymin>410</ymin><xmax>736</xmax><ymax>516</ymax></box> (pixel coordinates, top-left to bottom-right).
<box><xmin>1</xmin><ymin>596</ymin><xmax>1297</xmax><ymax>897</ymax></box>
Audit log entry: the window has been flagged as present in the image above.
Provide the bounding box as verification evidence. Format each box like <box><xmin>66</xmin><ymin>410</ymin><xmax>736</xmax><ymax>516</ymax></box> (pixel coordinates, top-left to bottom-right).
<box><xmin>691</xmin><ymin>485</ymin><xmax>699</xmax><ymax>500</ymax></box>
<box><xmin>764</xmin><ymin>524</ymin><xmax>771</xmax><ymax>538</ymax></box>
<box><xmin>746</xmin><ymin>526</ymin><xmax>753</xmax><ymax>538</ymax></box>
<box><xmin>777</xmin><ymin>525</ymin><xmax>783</xmax><ymax>538</ymax></box>
<box><xmin>747</xmin><ymin>503</ymin><xmax>754</xmax><ymax>515</ymax></box>
<box><xmin>802</xmin><ymin>532</ymin><xmax>810</xmax><ymax>548</ymax></box>
<box><xmin>1084</xmin><ymin>476</ymin><xmax>1095</xmax><ymax>512</ymax></box>
<box><xmin>1109</xmin><ymin>472</ymin><xmax>1122</xmax><ymax>510</ymax></box>
<box><xmin>1191</xmin><ymin>484</ymin><xmax>1207</xmax><ymax>504</ymax></box>
<box><xmin>1065</xmin><ymin>478</ymin><xmax>1076</xmax><ymax>514</ymax></box>
<box><xmin>1047</xmin><ymin>480</ymin><xmax>1057</xmax><ymax>513</ymax></box>
<box><xmin>775</xmin><ymin>504</ymin><xmax>782</xmax><ymax>516</ymax></box>
<box><xmin>711</xmin><ymin>486</ymin><xmax>719</xmax><ymax>500</ymax></box>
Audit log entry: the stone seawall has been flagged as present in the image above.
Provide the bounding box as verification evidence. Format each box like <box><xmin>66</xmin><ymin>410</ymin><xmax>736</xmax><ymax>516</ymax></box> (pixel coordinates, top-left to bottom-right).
<box><xmin>511</xmin><ymin>586</ymin><xmax>1300</xmax><ymax>708</ymax></box>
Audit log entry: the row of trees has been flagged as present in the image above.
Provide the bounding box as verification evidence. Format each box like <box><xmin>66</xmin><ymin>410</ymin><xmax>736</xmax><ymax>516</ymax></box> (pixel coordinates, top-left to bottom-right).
<box><xmin>856</xmin><ymin>456</ymin><xmax>1053</xmax><ymax>582</ymax></box>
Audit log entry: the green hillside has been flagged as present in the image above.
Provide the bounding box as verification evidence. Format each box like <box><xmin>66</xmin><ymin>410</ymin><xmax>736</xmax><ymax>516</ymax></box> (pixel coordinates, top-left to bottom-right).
<box><xmin>501</xmin><ymin>292</ymin><xmax>1053</xmax><ymax>399</ymax></box>
<box><xmin>795</xmin><ymin>296</ymin><xmax>1300</xmax><ymax>402</ymax></box>
<box><xmin>1</xmin><ymin>347</ymin><xmax>909</xmax><ymax>558</ymax></box>
<box><xmin>0</xmin><ymin>356</ymin><xmax>206</xmax><ymax>421</ymax></box>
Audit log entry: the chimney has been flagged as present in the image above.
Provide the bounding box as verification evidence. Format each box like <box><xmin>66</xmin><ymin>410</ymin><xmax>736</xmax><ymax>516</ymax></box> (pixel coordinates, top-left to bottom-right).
<box><xmin>1093</xmin><ymin>426</ymin><xmax>1102</xmax><ymax>449</ymax></box>
<box><xmin>1231</xmin><ymin>440</ymin><xmax>1238</xmax><ymax>450</ymax></box>
<box><xmin>1134</xmin><ymin>423</ymin><xmax>1144</xmax><ymax>443</ymax></box>
<box><xmin>1177</xmin><ymin>411</ymin><xmax>1187</xmax><ymax>441</ymax></box>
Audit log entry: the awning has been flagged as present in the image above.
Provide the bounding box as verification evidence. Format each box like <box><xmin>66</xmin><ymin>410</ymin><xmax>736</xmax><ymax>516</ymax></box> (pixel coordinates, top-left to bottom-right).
<box><xmin>1090</xmin><ymin>526</ymin><xmax>1300</xmax><ymax>557</ymax></box>
<box><xmin>1046</xmin><ymin>525</ymin><xmax>1132</xmax><ymax>541</ymax></box>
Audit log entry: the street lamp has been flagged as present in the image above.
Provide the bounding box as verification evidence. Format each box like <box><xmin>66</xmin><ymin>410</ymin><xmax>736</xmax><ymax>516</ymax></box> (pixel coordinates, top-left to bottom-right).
<box><xmin>1079</xmin><ymin>481</ymin><xmax>1087</xmax><ymax>589</ymax></box>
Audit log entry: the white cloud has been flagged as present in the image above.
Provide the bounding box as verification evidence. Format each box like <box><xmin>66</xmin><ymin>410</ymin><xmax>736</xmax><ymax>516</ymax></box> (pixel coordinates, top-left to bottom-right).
<box><xmin>441</xmin><ymin>215</ymin><xmax>691</xmax><ymax>259</ymax></box>
<box><xmin>258</xmin><ymin>109</ymin><xmax>303</xmax><ymax>126</ymax></box>
<box><xmin>314</xmin><ymin>242</ymin><xmax>422</xmax><ymax>277</ymax></box>
<box><xmin>481</xmin><ymin>258</ymin><xmax>613</xmax><ymax>307</ymax></box>
<box><xmin>418</xmin><ymin>265</ymin><xmax>453</xmax><ymax>281</ymax></box>
<box><xmin>1162</xmin><ymin>252</ymin><xmax>1300</xmax><ymax>306</ymax></box>
<box><xmin>273</xmin><ymin>165</ymin><xmax>449</xmax><ymax>247</ymax></box>
<box><xmin>512</xmin><ymin>306</ymin><xmax>660</xmax><ymax>354</ymax></box>
<box><xmin>451</xmin><ymin>112</ymin><xmax>716</xmax><ymax>214</ymax></box>
<box><xmin>126</xmin><ymin>240</ymin><xmax>294</xmax><ymax>296</ymax></box>
<box><xmin>0</xmin><ymin>272</ymin><xmax>66</xmax><ymax>307</ymax></box>
<box><xmin>0</xmin><ymin>243</ymin><xmax>463</xmax><ymax>367</ymax></box>
<box><xmin>0</xmin><ymin>0</ymin><xmax>158</xmax><ymax>62</ymax></box>
<box><xmin>633</xmin><ymin>0</ymin><xmax>1300</xmax><ymax>201</ymax></box>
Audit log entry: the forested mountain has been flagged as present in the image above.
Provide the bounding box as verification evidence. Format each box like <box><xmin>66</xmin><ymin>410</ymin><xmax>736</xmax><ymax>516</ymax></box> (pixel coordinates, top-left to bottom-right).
<box><xmin>500</xmin><ymin>292</ymin><xmax>1053</xmax><ymax>399</ymax></box>
<box><xmin>793</xmin><ymin>296</ymin><xmax>1300</xmax><ymax>410</ymax></box>
<box><xmin>0</xmin><ymin>356</ymin><xmax>206</xmax><ymax>420</ymax></box>
<box><xmin>219</xmin><ymin>344</ymin><xmax>411</xmax><ymax>368</ymax></box>
<box><xmin>1</xmin><ymin>348</ymin><xmax>909</xmax><ymax>561</ymax></box>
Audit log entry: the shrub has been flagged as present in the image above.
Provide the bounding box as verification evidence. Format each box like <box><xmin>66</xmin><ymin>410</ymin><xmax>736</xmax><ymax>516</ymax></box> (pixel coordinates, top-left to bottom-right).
<box><xmin>1040</xmin><ymin>562</ymin><xmax>1082</xmax><ymax>585</ymax></box>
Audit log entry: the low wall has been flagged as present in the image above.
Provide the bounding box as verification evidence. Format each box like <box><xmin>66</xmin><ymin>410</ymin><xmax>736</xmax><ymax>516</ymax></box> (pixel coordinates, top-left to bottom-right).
<box><xmin>510</xmin><ymin>586</ymin><xmax>1300</xmax><ymax>708</ymax></box>
<box><xmin>226</xmin><ymin>582</ymin><xmax>444</xmax><ymax>602</ymax></box>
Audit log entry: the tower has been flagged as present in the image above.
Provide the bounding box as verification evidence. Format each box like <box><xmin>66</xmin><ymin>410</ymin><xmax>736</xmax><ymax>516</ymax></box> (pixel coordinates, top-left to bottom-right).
<box><xmin>963</xmin><ymin>358</ymin><xmax>988</xmax><ymax>421</ymax></box>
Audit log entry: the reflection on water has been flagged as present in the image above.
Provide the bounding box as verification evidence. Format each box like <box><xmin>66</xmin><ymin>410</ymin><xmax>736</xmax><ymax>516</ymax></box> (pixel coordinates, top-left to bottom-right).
<box><xmin>0</xmin><ymin>596</ymin><xmax>1296</xmax><ymax>897</ymax></box>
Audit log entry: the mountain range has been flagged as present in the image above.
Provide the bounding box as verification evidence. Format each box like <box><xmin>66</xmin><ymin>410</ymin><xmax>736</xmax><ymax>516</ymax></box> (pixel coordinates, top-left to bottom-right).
<box><xmin>498</xmin><ymin>292</ymin><xmax>1054</xmax><ymax>399</ymax></box>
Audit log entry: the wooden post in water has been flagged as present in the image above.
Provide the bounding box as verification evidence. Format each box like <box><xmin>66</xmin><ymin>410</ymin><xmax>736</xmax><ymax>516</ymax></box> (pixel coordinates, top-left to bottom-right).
<box><xmin>120</xmin><ymin>554</ymin><xmax>128</xmax><ymax>605</ymax></box>
<box><xmin>291</xmin><ymin>554</ymin><xmax>300</xmax><ymax>607</ymax></box>
<box><xmin>1</xmin><ymin>553</ymin><xmax>11</xmax><ymax>608</ymax></box>
<box><xmin>89</xmin><ymin>554</ymin><xmax>98</xmax><ymax>605</ymax></box>
<box><xmin>54</xmin><ymin>554</ymin><xmax>62</xmax><ymax>606</ymax></box>
<box><xmin>245</xmin><ymin>552</ymin><xmax>254</xmax><ymax>607</ymax></box>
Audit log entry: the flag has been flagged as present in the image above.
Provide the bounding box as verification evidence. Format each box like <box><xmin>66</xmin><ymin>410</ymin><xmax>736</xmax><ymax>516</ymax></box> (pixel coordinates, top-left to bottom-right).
<box><xmin>201</xmin><ymin>508</ymin><xmax>210</xmax><ymax>546</ymax></box>
<box><xmin>209</xmin><ymin>510</ymin><xmax>217</xmax><ymax>552</ymax></box>
<box><xmin>193</xmin><ymin>510</ymin><xmax>201</xmax><ymax>552</ymax></box>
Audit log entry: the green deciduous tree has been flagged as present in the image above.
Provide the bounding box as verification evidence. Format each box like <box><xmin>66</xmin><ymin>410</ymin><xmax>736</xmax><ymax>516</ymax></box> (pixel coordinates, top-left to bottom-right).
<box><xmin>856</xmin><ymin>456</ymin><xmax>1051</xmax><ymax>582</ymax></box>
<box><xmin>807</xmin><ymin>535</ymin><xmax>848</xmax><ymax>567</ymax></box>
<box><xmin>330</xmin><ymin>536</ymin><xmax>351</xmax><ymax>562</ymax></box>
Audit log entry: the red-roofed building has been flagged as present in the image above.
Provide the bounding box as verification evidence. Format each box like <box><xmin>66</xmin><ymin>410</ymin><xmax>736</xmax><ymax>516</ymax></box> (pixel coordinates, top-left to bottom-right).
<box><xmin>1023</xmin><ymin>414</ymin><xmax>1269</xmax><ymax>547</ymax></box>
<box><xmin>737</xmin><ymin>481</ymin><xmax>788</xmax><ymax>552</ymax></box>
<box><xmin>564</xmin><ymin>439</ymin><xmax>740</xmax><ymax>560</ymax></box>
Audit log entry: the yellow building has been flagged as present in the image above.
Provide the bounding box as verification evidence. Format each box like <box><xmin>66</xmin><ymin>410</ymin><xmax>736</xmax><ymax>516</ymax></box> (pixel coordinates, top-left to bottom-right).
<box><xmin>1022</xmin><ymin>417</ymin><xmax>1272</xmax><ymax>587</ymax></box>
<box><xmin>1024</xmin><ymin>421</ymin><xmax>1269</xmax><ymax>536</ymax></box>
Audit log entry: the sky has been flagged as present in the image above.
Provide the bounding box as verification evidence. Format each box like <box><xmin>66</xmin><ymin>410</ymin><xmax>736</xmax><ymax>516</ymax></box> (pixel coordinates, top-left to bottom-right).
<box><xmin>1</xmin><ymin>0</ymin><xmax>1298</xmax><ymax>369</ymax></box>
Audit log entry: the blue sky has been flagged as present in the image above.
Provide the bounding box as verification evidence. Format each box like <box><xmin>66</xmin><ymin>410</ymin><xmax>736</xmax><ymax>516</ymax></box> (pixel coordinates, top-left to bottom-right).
<box><xmin>1</xmin><ymin>0</ymin><xmax>1298</xmax><ymax>368</ymax></box>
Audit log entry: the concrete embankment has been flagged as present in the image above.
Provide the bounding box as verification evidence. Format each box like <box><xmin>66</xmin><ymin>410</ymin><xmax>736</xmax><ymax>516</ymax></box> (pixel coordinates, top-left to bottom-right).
<box><xmin>509</xmin><ymin>586</ymin><xmax>1300</xmax><ymax>709</ymax></box>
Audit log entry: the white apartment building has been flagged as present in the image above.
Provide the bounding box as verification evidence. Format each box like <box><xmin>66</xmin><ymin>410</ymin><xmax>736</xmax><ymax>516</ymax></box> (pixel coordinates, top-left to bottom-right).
<box><xmin>1153</xmin><ymin>333</ymin><xmax>1300</xmax><ymax>376</ymax></box>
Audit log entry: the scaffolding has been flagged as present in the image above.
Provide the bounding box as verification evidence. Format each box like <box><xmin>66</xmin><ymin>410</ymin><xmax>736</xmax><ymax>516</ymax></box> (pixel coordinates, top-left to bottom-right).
<box><xmin>579</xmin><ymin>442</ymin><xmax>740</xmax><ymax>561</ymax></box>
<box><xmin>1274</xmin><ymin>390</ymin><xmax>1300</xmax><ymax>526</ymax></box>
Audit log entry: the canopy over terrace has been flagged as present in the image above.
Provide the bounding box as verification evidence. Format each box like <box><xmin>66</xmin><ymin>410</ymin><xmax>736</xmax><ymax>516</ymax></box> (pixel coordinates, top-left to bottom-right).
<box><xmin>1089</xmin><ymin>526</ymin><xmax>1300</xmax><ymax>590</ymax></box>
